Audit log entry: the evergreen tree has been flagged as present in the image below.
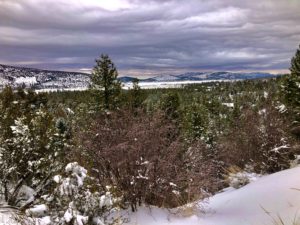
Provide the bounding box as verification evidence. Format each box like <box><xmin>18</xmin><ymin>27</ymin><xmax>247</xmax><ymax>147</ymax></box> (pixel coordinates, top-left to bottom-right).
<box><xmin>91</xmin><ymin>54</ymin><xmax>121</xmax><ymax>110</ymax></box>
<box><xmin>290</xmin><ymin>44</ymin><xmax>300</xmax><ymax>76</ymax></box>
<box><xmin>0</xmin><ymin>90</ymin><xmax>69</xmax><ymax>207</ymax></box>
<box><xmin>160</xmin><ymin>92</ymin><xmax>180</xmax><ymax>120</ymax></box>
<box><xmin>129</xmin><ymin>78</ymin><xmax>143</xmax><ymax>110</ymax></box>
<box><xmin>282</xmin><ymin>44</ymin><xmax>300</xmax><ymax>107</ymax></box>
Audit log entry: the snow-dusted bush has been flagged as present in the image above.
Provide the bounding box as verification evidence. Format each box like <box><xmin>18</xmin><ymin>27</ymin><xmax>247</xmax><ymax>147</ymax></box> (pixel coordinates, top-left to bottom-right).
<box><xmin>27</xmin><ymin>162</ymin><xmax>118</xmax><ymax>225</ymax></box>
<box><xmin>219</xmin><ymin>101</ymin><xmax>294</xmax><ymax>173</ymax></box>
<box><xmin>0</xmin><ymin>88</ymin><xmax>69</xmax><ymax>207</ymax></box>
<box><xmin>1</xmin><ymin>111</ymin><xmax>67</xmax><ymax>207</ymax></box>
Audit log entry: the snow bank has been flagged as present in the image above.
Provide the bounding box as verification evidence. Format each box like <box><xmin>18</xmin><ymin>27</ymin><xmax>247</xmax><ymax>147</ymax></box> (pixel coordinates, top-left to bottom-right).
<box><xmin>2</xmin><ymin>166</ymin><xmax>300</xmax><ymax>225</ymax></box>
<box><xmin>124</xmin><ymin>166</ymin><xmax>300</xmax><ymax>225</ymax></box>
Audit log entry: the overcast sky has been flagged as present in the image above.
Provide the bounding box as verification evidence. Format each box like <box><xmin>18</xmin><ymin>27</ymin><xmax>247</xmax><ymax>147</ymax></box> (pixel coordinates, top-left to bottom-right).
<box><xmin>1</xmin><ymin>0</ymin><xmax>300</xmax><ymax>76</ymax></box>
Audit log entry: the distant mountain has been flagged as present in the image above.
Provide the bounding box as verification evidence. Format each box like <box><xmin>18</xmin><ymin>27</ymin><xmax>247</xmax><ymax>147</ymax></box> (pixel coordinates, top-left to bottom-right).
<box><xmin>120</xmin><ymin>71</ymin><xmax>277</xmax><ymax>83</ymax></box>
<box><xmin>0</xmin><ymin>64</ymin><xmax>279</xmax><ymax>90</ymax></box>
<box><xmin>118</xmin><ymin>76</ymin><xmax>137</xmax><ymax>83</ymax></box>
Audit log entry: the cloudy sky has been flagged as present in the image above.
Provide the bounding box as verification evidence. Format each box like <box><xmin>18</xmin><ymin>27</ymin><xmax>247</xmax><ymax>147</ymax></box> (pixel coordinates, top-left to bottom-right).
<box><xmin>1</xmin><ymin>0</ymin><xmax>300</xmax><ymax>77</ymax></box>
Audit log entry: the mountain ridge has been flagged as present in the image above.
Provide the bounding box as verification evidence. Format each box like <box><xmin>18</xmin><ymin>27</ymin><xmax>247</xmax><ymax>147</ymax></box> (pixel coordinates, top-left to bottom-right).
<box><xmin>0</xmin><ymin>64</ymin><xmax>280</xmax><ymax>90</ymax></box>
<box><xmin>120</xmin><ymin>71</ymin><xmax>278</xmax><ymax>83</ymax></box>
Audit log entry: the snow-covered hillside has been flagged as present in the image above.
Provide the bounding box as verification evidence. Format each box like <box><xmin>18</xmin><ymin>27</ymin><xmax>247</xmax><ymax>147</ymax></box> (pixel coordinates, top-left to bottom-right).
<box><xmin>120</xmin><ymin>71</ymin><xmax>278</xmax><ymax>83</ymax></box>
<box><xmin>1</xmin><ymin>166</ymin><xmax>300</xmax><ymax>225</ymax></box>
<box><xmin>0</xmin><ymin>64</ymin><xmax>90</xmax><ymax>90</ymax></box>
<box><xmin>124</xmin><ymin>166</ymin><xmax>300</xmax><ymax>225</ymax></box>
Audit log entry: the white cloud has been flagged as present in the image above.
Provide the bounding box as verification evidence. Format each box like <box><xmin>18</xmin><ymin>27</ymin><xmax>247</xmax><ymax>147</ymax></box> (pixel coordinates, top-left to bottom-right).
<box><xmin>187</xmin><ymin>7</ymin><xmax>248</xmax><ymax>26</ymax></box>
<box><xmin>215</xmin><ymin>51</ymin><xmax>269</xmax><ymax>59</ymax></box>
<box><xmin>76</xmin><ymin>0</ymin><xmax>134</xmax><ymax>11</ymax></box>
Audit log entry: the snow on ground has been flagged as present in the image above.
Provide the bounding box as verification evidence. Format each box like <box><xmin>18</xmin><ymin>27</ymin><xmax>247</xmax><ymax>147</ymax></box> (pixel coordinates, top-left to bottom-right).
<box><xmin>2</xmin><ymin>166</ymin><xmax>300</xmax><ymax>225</ymax></box>
<box><xmin>31</xmin><ymin>80</ymin><xmax>238</xmax><ymax>92</ymax></box>
<box><xmin>222</xmin><ymin>102</ymin><xmax>235</xmax><ymax>108</ymax></box>
<box><xmin>124</xmin><ymin>166</ymin><xmax>300</xmax><ymax>225</ymax></box>
<box><xmin>0</xmin><ymin>206</ymin><xmax>18</xmax><ymax>225</ymax></box>
<box><xmin>14</xmin><ymin>77</ymin><xmax>37</xmax><ymax>85</ymax></box>
<box><xmin>122</xmin><ymin>80</ymin><xmax>237</xmax><ymax>89</ymax></box>
<box><xmin>0</xmin><ymin>213</ymin><xmax>15</xmax><ymax>225</ymax></box>
<box><xmin>35</xmin><ymin>87</ymin><xmax>88</xmax><ymax>93</ymax></box>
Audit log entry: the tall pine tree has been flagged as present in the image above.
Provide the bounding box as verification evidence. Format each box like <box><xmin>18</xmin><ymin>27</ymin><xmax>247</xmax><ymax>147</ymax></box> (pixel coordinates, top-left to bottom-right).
<box><xmin>91</xmin><ymin>54</ymin><xmax>121</xmax><ymax>110</ymax></box>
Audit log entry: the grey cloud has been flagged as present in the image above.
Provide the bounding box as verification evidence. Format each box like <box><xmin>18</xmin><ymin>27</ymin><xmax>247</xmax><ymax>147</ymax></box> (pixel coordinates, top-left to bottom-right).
<box><xmin>0</xmin><ymin>0</ymin><xmax>300</xmax><ymax>75</ymax></box>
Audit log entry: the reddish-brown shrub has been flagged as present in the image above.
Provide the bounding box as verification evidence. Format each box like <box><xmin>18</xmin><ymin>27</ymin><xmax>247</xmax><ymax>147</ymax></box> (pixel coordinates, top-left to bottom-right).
<box><xmin>219</xmin><ymin>103</ymin><xmax>295</xmax><ymax>173</ymax></box>
<box><xmin>74</xmin><ymin>109</ymin><xmax>219</xmax><ymax>211</ymax></box>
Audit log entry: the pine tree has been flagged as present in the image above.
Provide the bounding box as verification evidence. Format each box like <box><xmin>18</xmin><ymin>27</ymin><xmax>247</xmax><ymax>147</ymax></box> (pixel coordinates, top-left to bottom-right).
<box><xmin>130</xmin><ymin>78</ymin><xmax>143</xmax><ymax>109</ymax></box>
<box><xmin>91</xmin><ymin>54</ymin><xmax>121</xmax><ymax>110</ymax></box>
<box><xmin>282</xmin><ymin>44</ymin><xmax>300</xmax><ymax>107</ymax></box>
<box><xmin>160</xmin><ymin>91</ymin><xmax>180</xmax><ymax>120</ymax></box>
<box><xmin>290</xmin><ymin>44</ymin><xmax>300</xmax><ymax>76</ymax></box>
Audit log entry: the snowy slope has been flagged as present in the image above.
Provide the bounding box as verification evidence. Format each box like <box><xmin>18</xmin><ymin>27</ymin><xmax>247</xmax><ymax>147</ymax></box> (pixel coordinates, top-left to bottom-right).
<box><xmin>1</xmin><ymin>167</ymin><xmax>300</xmax><ymax>224</ymax></box>
<box><xmin>0</xmin><ymin>64</ymin><xmax>90</xmax><ymax>90</ymax></box>
<box><xmin>124</xmin><ymin>166</ymin><xmax>300</xmax><ymax>225</ymax></box>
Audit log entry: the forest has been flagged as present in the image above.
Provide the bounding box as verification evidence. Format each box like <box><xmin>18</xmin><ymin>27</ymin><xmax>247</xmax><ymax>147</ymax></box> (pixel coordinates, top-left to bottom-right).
<box><xmin>0</xmin><ymin>47</ymin><xmax>300</xmax><ymax>225</ymax></box>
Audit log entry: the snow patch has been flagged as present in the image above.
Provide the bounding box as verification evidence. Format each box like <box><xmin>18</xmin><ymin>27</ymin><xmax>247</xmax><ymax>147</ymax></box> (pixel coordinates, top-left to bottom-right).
<box><xmin>14</xmin><ymin>77</ymin><xmax>37</xmax><ymax>85</ymax></box>
<box><xmin>222</xmin><ymin>102</ymin><xmax>234</xmax><ymax>108</ymax></box>
<box><xmin>26</xmin><ymin>204</ymin><xmax>48</xmax><ymax>218</ymax></box>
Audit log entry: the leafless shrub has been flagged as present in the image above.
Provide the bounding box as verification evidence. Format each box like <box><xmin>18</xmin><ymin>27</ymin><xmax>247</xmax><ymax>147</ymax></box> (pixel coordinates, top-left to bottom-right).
<box><xmin>74</xmin><ymin>109</ymin><xmax>219</xmax><ymax>211</ymax></box>
<box><xmin>219</xmin><ymin>103</ymin><xmax>295</xmax><ymax>173</ymax></box>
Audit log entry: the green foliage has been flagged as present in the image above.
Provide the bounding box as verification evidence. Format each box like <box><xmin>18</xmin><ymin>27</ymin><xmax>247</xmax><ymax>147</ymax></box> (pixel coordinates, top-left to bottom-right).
<box><xmin>91</xmin><ymin>54</ymin><xmax>121</xmax><ymax>110</ymax></box>
<box><xmin>129</xmin><ymin>78</ymin><xmax>144</xmax><ymax>110</ymax></box>
<box><xmin>159</xmin><ymin>91</ymin><xmax>180</xmax><ymax>119</ymax></box>
<box><xmin>282</xmin><ymin>44</ymin><xmax>300</xmax><ymax>109</ymax></box>
<box><xmin>279</xmin><ymin>44</ymin><xmax>300</xmax><ymax>140</ymax></box>
<box><xmin>1</xmin><ymin>72</ymin><xmax>297</xmax><ymax>212</ymax></box>
<box><xmin>0</xmin><ymin>88</ymin><xmax>70</xmax><ymax>206</ymax></box>
<box><xmin>183</xmin><ymin>103</ymin><xmax>209</xmax><ymax>140</ymax></box>
<box><xmin>290</xmin><ymin>44</ymin><xmax>300</xmax><ymax>76</ymax></box>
